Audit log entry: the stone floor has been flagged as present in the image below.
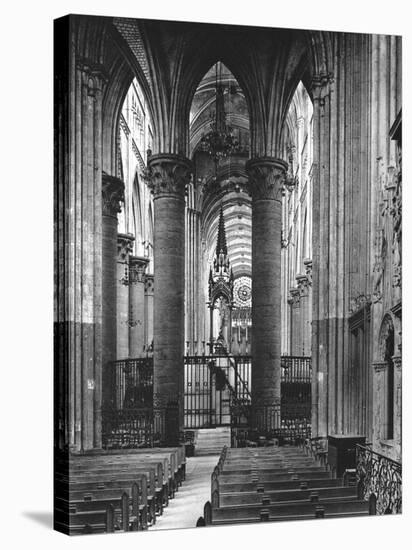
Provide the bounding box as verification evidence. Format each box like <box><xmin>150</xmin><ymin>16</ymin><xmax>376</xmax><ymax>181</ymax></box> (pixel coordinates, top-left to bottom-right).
<box><xmin>150</xmin><ymin>454</ymin><xmax>219</xmax><ymax>531</ymax></box>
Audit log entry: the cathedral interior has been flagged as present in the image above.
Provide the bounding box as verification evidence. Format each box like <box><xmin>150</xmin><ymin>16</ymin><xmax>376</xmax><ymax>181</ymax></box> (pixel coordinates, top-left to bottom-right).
<box><xmin>54</xmin><ymin>14</ymin><xmax>402</xmax><ymax>534</ymax></box>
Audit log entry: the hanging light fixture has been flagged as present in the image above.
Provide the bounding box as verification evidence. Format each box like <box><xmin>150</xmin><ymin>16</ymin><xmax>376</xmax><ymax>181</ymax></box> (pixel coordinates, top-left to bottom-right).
<box><xmin>200</xmin><ymin>62</ymin><xmax>240</xmax><ymax>169</ymax></box>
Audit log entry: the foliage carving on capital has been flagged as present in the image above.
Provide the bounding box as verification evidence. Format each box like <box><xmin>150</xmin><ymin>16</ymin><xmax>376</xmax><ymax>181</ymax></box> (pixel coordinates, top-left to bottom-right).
<box><xmin>246</xmin><ymin>157</ymin><xmax>288</xmax><ymax>202</ymax></box>
<box><xmin>77</xmin><ymin>56</ymin><xmax>109</xmax><ymax>96</ymax></box>
<box><xmin>146</xmin><ymin>154</ymin><xmax>193</xmax><ymax>198</ymax></box>
<box><xmin>129</xmin><ymin>256</ymin><xmax>149</xmax><ymax>284</ymax></box>
<box><xmin>288</xmin><ymin>287</ymin><xmax>301</xmax><ymax>307</ymax></box>
<box><xmin>117</xmin><ymin>233</ymin><xmax>135</xmax><ymax>262</ymax></box>
<box><xmin>303</xmin><ymin>258</ymin><xmax>313</xmax><ymax>284</ymax></box>
<box><xmin>296</xmin><ymin>274</ymin><xmax>310</xmax><ymax>296</ymax></box>
<box><xmin>102</xmin><ymin>172</ymin><xmax>124</xmax><ymax>218</ymax></box>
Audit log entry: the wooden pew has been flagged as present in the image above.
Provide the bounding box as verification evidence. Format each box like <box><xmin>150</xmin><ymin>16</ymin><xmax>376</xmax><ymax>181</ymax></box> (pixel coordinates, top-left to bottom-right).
<box><xmin>64</xmin><ymin>460</ymin><xmax>163</xmax><ymax>515</ymax></box>
<box><xmin>219</xmin><ymin>476</ymin><xmax>344</xmax><ymax>494</ymax></box>
<box><xmin>55</xmin><ymin>491</ymin><xmax>134</xmax><ymax>535</ymax></box>
<box><xmin>56</xmin><ymin>445</ymin><xmax>185</xmax><ymax>534</ymax></box>
<box><xmin>205</xmin><ymin>498</ymin><xmax>369</xmax><ymax>525</ymax></box>
<box><xmin>218</xmin><ymin>485</ymin><xmax>358</xmax><ymax>507</ymax></box>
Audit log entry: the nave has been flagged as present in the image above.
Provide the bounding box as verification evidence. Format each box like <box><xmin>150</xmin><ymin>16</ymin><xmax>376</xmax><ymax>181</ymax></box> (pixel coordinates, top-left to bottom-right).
<box><xmin>54</xmin><ymin>14</ymin><xmax>402</xmax><ymax>535</ymax></box>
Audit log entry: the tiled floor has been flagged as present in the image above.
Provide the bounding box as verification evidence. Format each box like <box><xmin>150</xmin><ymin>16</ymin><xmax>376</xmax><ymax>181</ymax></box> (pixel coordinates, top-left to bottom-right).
<box><xmin>150</xmin><ymin>455</ymin><xmax>219</xmax><ymax>531</ymax></box>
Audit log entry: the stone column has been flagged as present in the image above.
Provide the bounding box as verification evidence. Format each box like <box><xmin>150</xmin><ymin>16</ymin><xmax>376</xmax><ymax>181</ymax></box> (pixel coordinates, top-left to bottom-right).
<box><xmin>54</xmin><ymin>47</ymin><xmax>109</xmax><ymax>451</ymax></box>
<box><xmin>392</xmin><ymin>355</ymin><xmax>402</xmax><ymax>459</ymax></box>
<box><xmin>246</xmin><ymin>157</ymin><xmax>288</xmax><ymax>432</ymax></box>
<box><xmin>296</xmin><ymin>273</ymin><xmax>311</xmax><ymax>356</ymax></box>
<box><xmin>102</xmin><ymin>174</ymin><xmax>124</xmax><ymax>410</ymax></box>
<box><xmin>372</xmin><ymin>361</ymin><xmax>387</xmax><ymax>447</ymax></box>
<box><xmin>128</xmin><ymin>256</ymin><xmax>149</xmax><ymax>358</ymax></box>
<box><xmin>117</xmin><ymin>233</ymin><xmax>134</xmax><ymax>359</ymax></box>
<box><xmin>147</xmin><ymin>154</ymin><xmax>192</xmax><ymax>445</ymax></box>
<box><xmin>289</xmin><ymin>287</ymin><xmax>301</xmax><ymax>355</ymax></box>
<box><xmin>303</xmin><ymin>259</ymin><xmax>313</xmax><ymax>357</ymax></box>
<box><xmin>311</xmin><ymin>73</ymin><xmax>334</xmax><ymax>438</ymax></box>
<box><xmin>144</xmin><ymin>274</ymin><xmax>154</xmax><ymax>352</ymax></box>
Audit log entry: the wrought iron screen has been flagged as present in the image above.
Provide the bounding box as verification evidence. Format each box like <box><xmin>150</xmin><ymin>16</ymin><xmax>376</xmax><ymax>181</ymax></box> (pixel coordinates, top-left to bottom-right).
<box><xmin>356</xmin><ymin>444</ymin><xmax>402</xmax><ymax>514</ymax></box>
<box><xmin>102</xmin><ymin>355</ymin><xmax>312</xmax><ymax>446</ymax></box>
<box><xmin>102</xmin><ymin>357</ymin><xmax>154</xmax><ymax>449</ymax></box>
<box><xmin>183</xmin><ymin>355</ymin><xmax>251</xmax><ymax>428</ymax></box>
<box><xmin>281</xmin><ymin>355</ymin><xmax>312</xmax><ymax>430</ymax></box>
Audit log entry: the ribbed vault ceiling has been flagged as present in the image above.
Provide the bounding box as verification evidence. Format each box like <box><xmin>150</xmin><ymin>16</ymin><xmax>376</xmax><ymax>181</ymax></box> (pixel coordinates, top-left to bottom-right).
<box><xmin>191</xmin><ymin>63</ymin><xmax>251</xmax><ymax>280</ymax></box>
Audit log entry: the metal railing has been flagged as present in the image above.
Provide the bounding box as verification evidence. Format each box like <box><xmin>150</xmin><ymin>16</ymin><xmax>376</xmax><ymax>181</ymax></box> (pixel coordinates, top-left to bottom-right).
<box><xmin>110</xmin><ymin>357</ymin><xmax>153</xmax><ymax>409</ymax></box>
<box><xmin>356</xmin><ymin>444</ymin><xmax>402</xmax><ymax>514</ymax></box>
<box><xmin>102</xmin><ymin>406</ymin><xmax>155</xmax><ymax>449</ymax></box>
<box><xmin>281</xmin><ymin>355</ymin><xmax>312</xmax><ymax>383</ymax></box>
<box><xmin>103</xmin><ymin>355</ymin><xmax>312</xmax><ymax>446</ymax></box>
<box><xmin>183</xmin><ymin>354</ymin><xmax>251</xmax><ymax>428</ymax></box>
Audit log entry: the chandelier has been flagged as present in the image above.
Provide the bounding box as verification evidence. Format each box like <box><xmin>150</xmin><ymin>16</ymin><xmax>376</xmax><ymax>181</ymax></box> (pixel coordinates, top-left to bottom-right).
<box><xmin>200</xmin><ymin>62</ymin><xmax>240</xmax><ymax>168</ymax></box>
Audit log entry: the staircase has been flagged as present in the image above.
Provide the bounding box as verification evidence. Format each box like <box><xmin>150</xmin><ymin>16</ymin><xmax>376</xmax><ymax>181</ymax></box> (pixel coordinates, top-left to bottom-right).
<box><xmin>195</xmin><ymin>427</ymin><xmax>231</xmax><ymax>456</ymax></box>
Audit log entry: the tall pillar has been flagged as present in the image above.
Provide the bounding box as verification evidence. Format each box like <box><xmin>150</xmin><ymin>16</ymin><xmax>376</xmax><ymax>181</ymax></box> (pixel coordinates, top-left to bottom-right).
<box><xmin>117</xmin><ymin>233</ymin><xmax>134</xmax><ymax>359</ymax></box>
<box><xmin>102</xmin><ymin>174</ymin><xmax>124</xmax><ymax>410</ymax></box>
<box><xmin>246</xmin><ymin>157</ymin><xmax>288</xmax><ymax>432</ymax></box>
<box><xmin>148</xmin><ymin>154</ymin><xmax>192</xmax><ymax>445</ymax></box>
<box><xmin>54</xmin><ymin>41</ymin><xmax>109</xmax><ymax>452</ymax></box>
<box><xmin>296</xmin><ymin>273</ymin><xmax>311</xmax><ymax>356</ymax></box>
<box><xmin>303</xmin><ymin>259</ymin><xmax>313</xmax><ymax>357</ymax></box>
<box><xmin>144</xmin><ymin>274</ymin><xmax>154</xmax><ymax>351</ymax></box>
<box><xmin>289</xmin><ymin>287</ymin><xmax>301</xmax><ymax>355</ymax></box>
<box><xmin>392</xmin><ymin>355</ymin><xmax>402</xmax><ymax>460</ymax></box>
<box><xmin>129</xmin><ymin>256</ymin><xmax>149</xmax><ymax>358</ymax></box>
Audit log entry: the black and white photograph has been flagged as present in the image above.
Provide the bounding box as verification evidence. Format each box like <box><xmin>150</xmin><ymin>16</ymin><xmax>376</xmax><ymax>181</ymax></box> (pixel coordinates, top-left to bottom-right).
<box><xmin>1</xmin><ymin>2</ymin><xmax>409</xmax><ymax>549</ymax></box>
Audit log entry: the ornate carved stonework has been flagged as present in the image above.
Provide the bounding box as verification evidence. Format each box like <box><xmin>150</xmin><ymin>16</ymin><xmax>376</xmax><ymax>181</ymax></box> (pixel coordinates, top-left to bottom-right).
<box><xmin>102</xmin><ymin>173</ymin><xmax>125</xmax><ymax>218</ymax></box>
<box><xmin>349</xmin><ymin>293</ymin><xmax>371</xmax><ymax>315</ymax></box>
<box><xmin>77</xmin><ymin>57</ymin><xmax>109</xmax><ymax>96</ymax></box>
<box><xmin>296</xmin><ymin>274</ymin><xmax>310</xmax><ymax>297</ymax></box>
<box><xmin>117</xmin><ymin>233</ymin><xmax>135</xmax><ymax>262</ymax></box>
<box><xmin>372</xmin><ymin>228</ymin><xmax>387</xmax><ymax>303</ymax></box>
<box><xmin>289</xmin><ymin>287</ymin><xmax>301</xmax><ymax>307</ymax></box>
<box><xmin>311</xmin><ymin>73</ymin><xmax>334</xmax><ymax>108</ymax></box>
<box><xmin>378</xmin><ymin>314</ymin><xmax>394</xmax><ymax>360</ymax></box>
<box><xmin>129</xmin><ymin>256</ymin><xmax>149</xmax><ymax>284</ymax></box>
<box><xmin>145</xmin><ymin>274</ymin><xmax>154</xmax><ymax>294</ymax></box>
<box><xmin>392</xmin><ymin>355</ymin><xmax>402</xmax><ymax>371</ymax></box>
<box><xmin>390</xmin><ymin>176</ymin><xmax>402</xmax><ymax>289</ymax></box>
<box><xmin>245</xmin><ymin>157</ymin><xmax>288</xmax><ymax>202</ymax></box>
<box><xmin>303</xmin><ymin>258</ymin><xmax>313</xmax><ymax>284</ymax></box>
<box><xmin>373</xmin><ymin>361</ymin><xmax>388</xmax><ymax>373</ymax></box>
<box><xmin>146</xmin><ymin>154</ymin><xmax>192</xmax><ymax>198</ymax></box>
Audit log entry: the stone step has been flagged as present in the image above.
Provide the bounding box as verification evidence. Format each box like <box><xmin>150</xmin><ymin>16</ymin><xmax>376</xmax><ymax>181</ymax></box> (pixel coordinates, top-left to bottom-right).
<box><xmin>194</xmin><ymin>428</ymin><xmax>231</xmax><ymax>456</ymax></box>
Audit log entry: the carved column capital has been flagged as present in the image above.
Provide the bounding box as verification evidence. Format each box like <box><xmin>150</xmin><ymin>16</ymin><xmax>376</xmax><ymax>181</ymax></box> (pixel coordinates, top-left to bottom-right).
<box><xmin>392</xmin><ymin>355</ymin><xmax>402</xmax><ymax>371</ymax></box>
<box><xmin>77</xmin><ymin>56</ymin><xmax>109</xmax><ymax>96</ymax></box>
<box><xmin>296</xmin><ymin>274</ymin><xmax>310</xmax><ymax>296</ymax></box>
<box><xmin>289</xmin><ymin>287</ymin><xmax>301</xmax><ymax>307</ymax></box>
<box><xmin>303</xmin><ymin>258</ymin><xmax>313</xmax><ymax>283</ymax></box>
<box><xmin>117</xmin><ymin>233</ymin><xmax>135</xmax><ymax>262</ymax></box>
<box><xmin>129</xmin><ymin>256</ymin><xmax>149</xmax><ymax>284</ymax></box>
<box><xmin>102</xmin><ymin>173</ymin><xmax>124</xmax><ymax>218</ymax></box>
<box><xmin>246</xmin><ymin>157</ymin><xmax>288</xmax><ymax>202</ymax></box>
<box><xmin>146</xmin><ymin>154</ymin><xmax>193</xmax><ymax>199</ymax></box>
<box><xmin>373</xmin><ymin>361</ymin><xmax>388</xmax><ymax>373</ymax></box>
<box><xmin>311</xmin><ymin>73</ymin><xmax>334</xmax><ymax>105</ymax></box>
